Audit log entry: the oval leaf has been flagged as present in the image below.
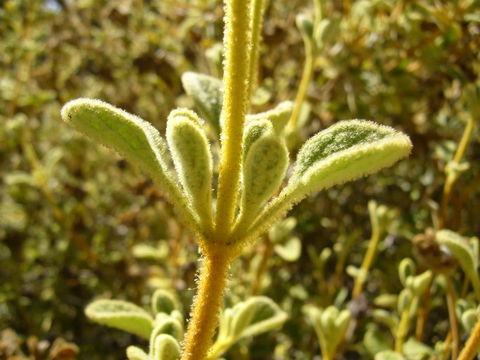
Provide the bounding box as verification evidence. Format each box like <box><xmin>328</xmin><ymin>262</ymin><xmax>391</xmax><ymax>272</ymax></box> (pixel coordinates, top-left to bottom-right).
<box><xmin>166</xmin><ymin>109</ymin><xmax>213</xmax><ymax>232</ymax></box>
<box><xmin>152</xmin><ymin>334</ymin><xmax>180</xmax><ymax>360</ymax></box>
<box><xmin>236</xmin><ymin>296</ymin><xmax>287</xmax><ymax>339</ymax></box>
<box><xmin>247</xmin><ymin>101</ymin><xmax>293</xmax><ymax>135</ymax></box>
<box><xmin>240</xmin><ymin>136</ymin><xmax>289</xmax><ymax>226</ymax></box>
<box><xmin>126</xmin><ymin>346</ymin><xmax>149</xmax><ymax>360</ymax></box>
<box><xmin>61</xmin><ymin>99</ymin><xmax>202</xmax><ymax>238</ymax></box>
<box><xmin>181</xmin><ymin>72</ymin><xmax>223</xmax><ymax>133</ymax></box>
<box><xmin>151</xmin><ymin>289</ymin><xmax>179</xmax><ymax>315</ymax></box>
<box><xmin>85</xmin><ymin>299</ymin><xmax>154</xmax><ymax>339</ymax></box>
<box><xmin>437</xmin><ymin>229</ymin><xmax>480</xmax><ymax>298</ymax></box>
<box><xmin>288</xmin><ymin>120</ymin><xmax>412</xmax><ymax>199</ymax></box>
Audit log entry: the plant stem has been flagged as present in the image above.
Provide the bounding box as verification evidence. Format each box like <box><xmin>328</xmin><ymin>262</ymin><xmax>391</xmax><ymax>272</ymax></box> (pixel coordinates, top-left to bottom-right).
<box><xmin>395</xmin><ymin>297</ymin><xmax>413</xmax><ymax>353</ymax></box>
<box><xmin>446</xmin><ymin>278</ymin><xmax>460</xmax><ymax>360</ymax></box>
<box><xmin>288</xmin><ymin>38</ymin><xmax>314</xmax><ymax>132</ymax></box>
<box><xmin>250</xmin><ymin>236</ymin><xmax>274</xmax><ymax>295</ymax></box>
<box><xmin>458</xmin><ymin>317</ymin><xmax>480</xmax><ymax>360</ymax></box>
<box><xmin>439</xmin><ymin>115</ymin><xmax>475</xmax><ymax>228</ymax></box>
<box><xmin>247</xmin><ymin>0</ymin><xmax>267</xmax><ymax>99</ymax></box>
<box><xmin>215</xmin><ymin>0</ymin><xmax>252</xmax><ymax>240</ymax></box>
<box><xmin>352</xmin><ymin>204</ymin><xmax>381</xmax><ymax>298</ymax></box>
<box><xmin>181</xmin><ymin>247</ymin><xmax>233</xmax><ymax>360</ymax></box>
<box><xmin>415</xmin><ymin>278</ymin><xmax>433</xmax><ymax>341</ymax></box>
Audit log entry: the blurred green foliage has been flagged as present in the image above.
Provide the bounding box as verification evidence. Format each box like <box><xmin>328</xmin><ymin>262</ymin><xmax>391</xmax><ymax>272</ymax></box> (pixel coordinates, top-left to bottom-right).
<box><xmin>1</xmin><ymin>0</ymin><xmax>479</xmax><ymax>359</ymax></box>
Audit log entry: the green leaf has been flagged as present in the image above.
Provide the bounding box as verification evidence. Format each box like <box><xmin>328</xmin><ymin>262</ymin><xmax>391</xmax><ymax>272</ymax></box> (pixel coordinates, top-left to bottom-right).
<box><xmin>243</xmin><ymin>119</ymin><xmax>274</xmax><ymax>157</ymax></box>
<box><xmin>247</xmin><ymin>101</ymin><xmax>293</xmax><ymax>135</ymax></box>
<box><xmin>274</xmin><ymin>236</ymin><xmax>302</xmax><ymax>262</ymax></box>
<box><xmin>181</xmin><ymin>72</ymin><xmax>223</xmax><ymax>133</ymax></box>
<box><xmin>363</xmin><ymin>327</ymin><xmax>392</xmax><ymax>356</ymax></box>
<box><xmin>151</xmin><ymin>289</ymin><xmax>179</xmax><ymax>315</ymax></box>
<box><xmin>240</xmin><ymin>135</ymin><xmax>289</xmax><ymax>227</ymax></box>
<box><xmin>166</xmin><ymin>109</ymin><xmax>213</xmax><ymax>232</ymax></box>
<box><xmin>437</xmin><ymin>229</ymin><xmax>480</xmax><ymax>298</ymax></box>
<box><xmin>403</xmin><ymin>339</ymin><xmax>434</xmax><ymax>360</ymax></box>
<box><xmin>126</xmin><ymin>346</ymin><xmax>149</xmax><ymax>360</ymax></box>
<box><xmin>85</xmin><ymin>299</ymin><xmax>154</xmax><ymax>339</ymax></box>
<box><xmin>61</xmin><ymin>99</ymin><xmax>171</xmax><ymax>186</ymax></box>
<box><xmin>151</xmin><ymin>334</ymin><xmax>180</xmax><ymax>360</ymax></box>
<box><xmin>234</xmin><ymin>297</ymin><xmax>287</xmax><ymax>339</ymax></box>
<box><xmin>288</xmin><ymin>120</ymin><xmax>412</xmax><ymax>199</ymax></box>
<box><xmin>235</xmin><ymin>120</ymin><xmax>411</xmax><ymax>245</ymax></box>
<box><xmin>61</xmin><ymin>99</ymin><xmax>202</xmax><ymax>238</ymax></box>
<box><xmin>375</xmin><ymin>351</ymin><xmax>405</xmax><ymax>360</ymax></box>
<box><xmin>149</xmin><ymin>315</ymin><xmax>183</xmax><ymax>358</ymax></box>
<box><xmin>268</xmin><ymin>217</ymin><xmax>297</xmax><ymax>243</ymax></box>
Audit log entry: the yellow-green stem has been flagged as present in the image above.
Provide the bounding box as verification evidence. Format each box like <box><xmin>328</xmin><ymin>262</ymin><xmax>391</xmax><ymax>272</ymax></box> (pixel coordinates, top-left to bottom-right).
<box><xmin>395</xmin><ymin>297</ymin><xmax>413</xmax><ymax>353</ymax></box>
<box><xmin>181</xmin><ymin>247</ymin><xmax>233</xmax><ymax>360</ymax></box>
<box><xmin>288</xmin><ymin>39</ymin><xmax>314</xmax><ymax>132</ymax></box>
<box><xmin>215</xmin><ymin>0</ymin><xmax>252</xmax><ymax>240</ymax></box>
<box><xmin>247</xmin><ymin>0</ymin><xmax>267</xmax><ymax>99</ymax></box>
<box><xmin>439</xmin><ymin>115</ymin><xmax>475</xmax><ymax>228</ymax></box>
<box><xmin>446</xmin><ymin>279</ymin><xmax>460</xmax><ymax>360</ymax></box>
<box><xmin>352</xmin><ymin>208</ymin><xmax>381</xmax><ymax>298</ymax></box>
<box><xmin>458</xmin><ymin>318</ymin><xmax>480</xmax><ymax>360</ymax></box>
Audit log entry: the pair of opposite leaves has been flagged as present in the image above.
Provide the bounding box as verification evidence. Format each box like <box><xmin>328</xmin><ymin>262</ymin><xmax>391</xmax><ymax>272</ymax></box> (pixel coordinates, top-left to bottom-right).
<box><xmin>61</xmin><ymin>98</ymin><xmax>411</xmax><ymax>246</ymax></box>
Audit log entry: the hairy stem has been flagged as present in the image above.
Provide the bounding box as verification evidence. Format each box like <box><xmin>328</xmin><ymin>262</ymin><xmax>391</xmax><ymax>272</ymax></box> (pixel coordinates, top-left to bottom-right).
<box><xmin>181</xmin><ymin>247</ymin><xmax>233</xmax><ymax>360</ymax></box>
<box><xmin>215</xmin><ymin>0</ymin><xmax>252</xmax><ymax>240</ymax></box>
<box><xmin>458</xmin><ymin>318</ymin><xmax>480</xmax><ymax>360</ymax></box>
<box><xmin>247</xmin><ymin>0</ymin><xmax>267</xmax><ymax>99</ymax></box>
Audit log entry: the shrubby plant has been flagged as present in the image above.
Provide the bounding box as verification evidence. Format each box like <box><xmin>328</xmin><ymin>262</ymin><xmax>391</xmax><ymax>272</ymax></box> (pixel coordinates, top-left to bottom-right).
<box><xmin>60</xmin><ymin>0</ymin><xmax>412</xmax><ymax>359</ymax></box>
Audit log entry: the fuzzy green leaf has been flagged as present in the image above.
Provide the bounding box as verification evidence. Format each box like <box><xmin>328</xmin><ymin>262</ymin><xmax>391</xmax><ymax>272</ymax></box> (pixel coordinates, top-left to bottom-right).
<box><xmin>234</xmin><ymin>296</ymin><xmax>287</xmax><ymax>339</ymax></box>
<box><xmin>166</xmin><ymin>109</ymin><xmax>213</xmax><ymax>232</ymax></box>
<box><xmin>240</xmin><ymin>136</ymin><xmax>289</xmax><ymax>225</ymax></box>
<box><xmin>181</xmin><ymin>72</ymin><xmax>223</xmax><ymax>133</ymax></box>
<box><xmin>234</xmin><ymin>120</ymin><xmax>411</xmax><ymax>245</ymax></box>
<box><xmin>274</xmin><ymin>236</ymin><xmax>302</xmax><ymax>262</ymax></box>
<box><xmin>61</xmin><ymin>99</ymin><xmax>171</xmax><ymax>183</ymax></box>
<box><xmin>247</xmin><ymin>101</ymin><xmax>293</xmax><ymax>135</ymax></box>
<box><xmin>126</xmin><ymin>346</ymin><xmax>149</xmax><ymax>360</ymax></box>
<box><xmin>375</xmin><ymin>351</ymin><xmax>405</xmax><ymax>360</ymax></box>
<box><xmin>152</xmin><ymin>334</ymin><xmax>180</xmax><ymax>360</ymax></box>
<box><xmin>288</xmin><ymin>120</ymin><xmax>412</xmax><ymax>198</ymax></box>
<box><xmin>85</xmin><ymin>300</ymin><xmax>154</xmax><ymax>339</ymax></box>
<box><xmin>151</xmin><ymin>289</ymin><xmax>179</xmax><ymax>315</ymax></box>
<box><xmin>61</xmin><ymin>99</ymin><xmax>202</xmax><ymax>238</ymax></box>
<box><xmin>437</xmin><ymin>229</ymin><xmax>480</xmax><ymax>298</ymax></box>
<box><xmin>243</xmin><ymin>119</ymin><xmax>274</xmax><ymax>157</ymax></box>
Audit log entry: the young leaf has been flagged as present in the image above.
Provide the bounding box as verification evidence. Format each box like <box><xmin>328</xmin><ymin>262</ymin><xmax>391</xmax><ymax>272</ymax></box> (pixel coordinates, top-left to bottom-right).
<box><xmin>61</xmin><ymin>99</ymin><xmax>202</xmax><ymax>238</ymax></box>
<box><xmin>238</xmin><ymin>135</ymin><xmax>289</xmax><ymax>229</ymax></box>
<box><xmin>243</xmin><ymin>119</ymin><xmax>274</xmax><ymax>157</ymax></box>
<box><xmin>437</xmin><ymin>229</ymin><xmax>480</xmax><ymax>298</ymax></box>
<box><xmin>85</xmin><ymin>299</ymin><xmax>154</xmax><ymax>339</ymax></box>
<box><xmin>181</xmin><ymin>72</ymin><xmax>223</xmax><ymax>133</ymax></box>
<box><xmin>152</xmin><ymin>289</ymin><xmax>179</xmax><ymax>315</ymax></box>
<box><xmin>151</xmin><ymin>316</ymin><xmax>183</xmax><ymax>341</ymax></box>
<box><xmin>274</xmin><ymin>236</ymin><xmax>302</xmax><ymax>262</ymax></box>
<box><xmin>126</xmin><ymin>346</ymin><xmax>149</xmax><ymax>360</ymax></box>
<box><xmin>166</xmin><ymin>109</ymin><xmax>213</xmax><ymax>232</ymax></box>
<box><xmin>233</xmin><ymin>120</ymin><xmax>411</xmax><ymax>245</ymax></box>
<box><xmin>236</xmin><ymin>297</ymin><xmax>288</xmax><ymax>339</ymax></box>
<box><xmin>247</xmin><ymin>101</ymin><xmax>294</xmax><ymax>135</ymax></box>
<box><xmin>152</xmin><ymin>334</ymin><xmax>181</xmax><ymax>360</ymax></box>
<box><xmin>288</xmin><ymin>120</ymin><xmax>412</xmax><ymax>198</ymax></box>
<box><xmin>375</xmin><ymin>351</ymin><xmax>405</xmax><ymax>360</ymax></box>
